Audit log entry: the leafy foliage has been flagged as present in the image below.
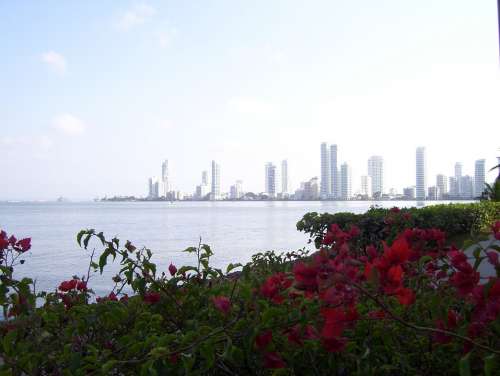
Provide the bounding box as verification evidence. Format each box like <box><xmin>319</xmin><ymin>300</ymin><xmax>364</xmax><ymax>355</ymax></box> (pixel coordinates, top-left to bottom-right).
<box><xmin>297</xmin><ymin>202</ymin><xmax>500</xmax><ymax>249</ymax></box>
<box><xmin>0</xmin><ymin>211</ymin><xmax>499</xmax><ymax>375</ymax></box>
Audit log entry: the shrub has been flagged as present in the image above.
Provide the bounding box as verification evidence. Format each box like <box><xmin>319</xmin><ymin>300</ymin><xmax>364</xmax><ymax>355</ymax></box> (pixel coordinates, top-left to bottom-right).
<box><xmin>297</xmin><ymin>202</ymin><xmax>500</xmax><ymax>249</ymax></box>
<box><xmin>0</xmin><ymin>216</ymin><xmax>499</xmax><ymax>374</ymax></box>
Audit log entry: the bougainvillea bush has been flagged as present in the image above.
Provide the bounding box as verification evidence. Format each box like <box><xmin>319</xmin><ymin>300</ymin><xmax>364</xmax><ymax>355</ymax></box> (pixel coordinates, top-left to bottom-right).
<box><xmin>1</xmin><ymin>210</ymin><xmax>499</xmax><ymax>375</ymax></box>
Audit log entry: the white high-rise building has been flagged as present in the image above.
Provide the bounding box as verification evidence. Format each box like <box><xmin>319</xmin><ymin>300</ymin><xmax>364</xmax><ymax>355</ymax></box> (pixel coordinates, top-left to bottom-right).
<box><xmin>201</xmin><ymin>170</ymin><xmax>208</xmax><ymax>185</ymax></box>
<box><xmin>449</xmin><ymin>176</ymin><xmax>459</xmax><ymax>197</ymax></box>
<box><xmin>455</xmin><ymin>162</ymin><xmax>463</xmax><ymax>196</ymax></box>
<box><xmin>368</xmin><ymin>156</ymin><xmax>384</xmax><ymax>197</ymax></box>
<box><xmin>340</xmin><ymin>163</ymin><xmax>352</xmax><ymax>200</ymax></box>
<box><xmin>416</xmin><ymin>147</ymin><xmax>426</xmax><ymax>200</ymax></box>
<box><xmin>161</xmin><ymin>159</ymin><xmax>171</xmax><ymax>196</ymax></box>
<box><xmin>320</xmin><ymin>143</ymin><xmax>331</xmax><ymax>199</ymax></box>
<box><xmin>474</xmin><ymin>159</ymin><xmax>486</xmax><ymax>198</ymax></box>
<box><xmin>265</xmin><ymin>162</ymin><xmax>277</xmax><ymax>198</ymax></box>
<box><xmin>360</xmin><ymin>175</ymin><xmax>372</xmax><ymax>198</ymax></box>
<box><xmin>148</xmin><ymin>177</ymin><xmax>160</xmax><ymax>199</ymax></box>
<box><xmin>436</xmin><ymin>174</ymin><xmax>448</xmax><ymax>199</ymax></box>
<box><xmin>460</xmin><ymin>175</ymin><xmax>474</xmax><ymax>199</ymax></box>
<box><xmin>330</xmin><ymin>144</ymin><xmax>338</xmax><ymax>199</ymax></box>
<box><xmin>281</xmin><ymin>160</ymin><xmax>289</xmax><ymax>194</ymax></box>
<box><xmin>210</xmin><ymin>161</ymin><xmax>221</xmax><ymax>200</ymax></box>
<box><xmin>230</xmin><ymin>180</ymin><xmax>243</xmax><ymax>199</ymax></box>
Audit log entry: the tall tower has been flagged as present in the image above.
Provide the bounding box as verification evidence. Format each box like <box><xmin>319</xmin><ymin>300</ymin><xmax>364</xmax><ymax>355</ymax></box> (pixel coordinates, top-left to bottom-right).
<box><xmin>265</xmin><ymin>162</ymin><xmax>277</xmax><ymax>198</ymax></box>
<box><xmin>281</xmin><ymin>160</ymin><xmax>288</xmax><ymax>194</ymax></box>
<box><xmin>201</xmin><ymin>170</ymin><xmax>208</xmax><ymax>186</ymax></box>
<box><xmin>340</xmin><ymin>163</ymin><xmax>352</xmax><ymax>200</ymax></box>
<box><xmin>320</xmin><ymin>143</ymin><xmax>331</xmax><ymax>199</ymax></box>
<box><xmin>210</xmin><ymin>161</ymin><xmax>221</xmax><ymax>200</ymax></box>
<box><xmin>330</xmin><ymin>144</ymin><xmax>338</xmax><ymax>199</ymax></box>
<box><xmin>416</xmin><ymin>147</ymin><xmax>426</xmax><ymax>200</ymax></box>
<box><xmin>474</xmin><ymin>159</ymin><xmax>486</xmax><ymax>197</ymax></box>
<box><xmin>368</xmin><ymin>156</ymin><xmax>384</xmax><ymax>198</ymax></box>
<box><xmin>436</xmin><ymin>174</ymin><xmax>448</xmax><ymax>199</ymax></box>
<box><xmin>161</xmin><ymin>159</ymin><xmax>170</xmax><ymax>196</ymax></box>
<box><xmin>360</xmin><ymin>175</ymin><xmax>372</xmax><ymax>198</ymax></box>
<box><xmin>455</xmin><ymin>162</ymin><xmax>463</xmax><ymax>196</ymax></box>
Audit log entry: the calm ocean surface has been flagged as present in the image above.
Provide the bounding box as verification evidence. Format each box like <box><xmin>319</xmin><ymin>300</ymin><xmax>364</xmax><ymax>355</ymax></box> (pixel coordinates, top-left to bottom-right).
<box><xmin>0</xmin><ymin>201</ymin><xmax>470</xmax><ymax>296</ymax></box>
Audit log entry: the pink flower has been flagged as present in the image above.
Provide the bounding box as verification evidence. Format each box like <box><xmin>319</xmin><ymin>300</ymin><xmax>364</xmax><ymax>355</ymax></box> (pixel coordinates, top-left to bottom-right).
<box><xmin>263</xmin><ymin>352</ymin><xmax>286</xmax><ymax>369</ymax></box>
<box><xmin>15</xmin><ymin>238</ymin><xmax>31</xmax><ymax>252</ymax></box>
<box><xmin>169</xmin><ymin>263</ymin><xmax>177</xmax><ymax>276</ymax></box>
<box><xmin>212</xmin><ymin>296</ymin><xmax>231</xmax><ymax>315</ymax></box>
<box><xmin>486</xmin><ymin>251</ymin><xmax>499</xmax><ymax>267</ymax></box>
<box><xmin>144</xmin><ymin>292</ymin><xmax>161</xmax><ymax>304</ymax></box>
<box><xmin>255</xmin><ymin>330</ymin><xmax>273</xmax><ymax>350</ymax></box>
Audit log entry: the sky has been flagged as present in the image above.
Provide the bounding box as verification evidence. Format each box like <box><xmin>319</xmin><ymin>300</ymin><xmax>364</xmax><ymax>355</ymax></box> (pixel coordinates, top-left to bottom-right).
<box><xmin>1</xmin><ymin>0</ymin><xmax>499</xmax><ymax>200</ymax></box>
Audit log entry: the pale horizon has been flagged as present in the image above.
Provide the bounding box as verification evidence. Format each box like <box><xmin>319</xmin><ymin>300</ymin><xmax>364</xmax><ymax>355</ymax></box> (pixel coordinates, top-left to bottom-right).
<box><xmin>1</xmin><ymin>1</ymin><xmax>499</xmax><ymax>200</ymax></box>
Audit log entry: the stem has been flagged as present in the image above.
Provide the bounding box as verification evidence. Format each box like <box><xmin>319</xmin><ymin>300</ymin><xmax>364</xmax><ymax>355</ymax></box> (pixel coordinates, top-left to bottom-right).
<box><xmin>348</xmin><ymin>278</ymin><xmax>500</xmax><ymax>355</ymax></box>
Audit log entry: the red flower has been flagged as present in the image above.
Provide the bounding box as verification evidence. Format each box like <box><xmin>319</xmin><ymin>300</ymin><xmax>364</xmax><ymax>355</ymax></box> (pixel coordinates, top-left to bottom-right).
<box><xmin>15</xmin><ymin>238</ymin><xmax>31</xmax><ymax>252</ymax></box>
<box><xmin>384</xmin><ymin>236</ymin><xmax>410</xmax><ymax>265</ymax></box>
<box><xmin>386</xmin><ymin>265</ymin><xmax>403</xmax><ymax>286</ymax></box>
<box><xmin>263</xmin><ymin>352</ymin><xmax>286</xmax><ymax>369</ymax></box>
<box><xmin>322</xmin><ymin>337</ymin><xmax>347</xmax><ymax>353</ymax></box>
<box><xmin>395</xmin><ymin>287</ymin><xmax>415</xmax><ymax>306</ymax></box>
<box><xmin>169</xmin><ymin>263</ymin><xmax>177</xmax><ymax>276</ymax></box>
<box><xmin>321</xmin><ymin>307</ymin><xmax>358</xmax><ymax>339</ymax></box>
<box><xmin>255</xmin><ymin>330</ymin><xmax>273</xmax><ymax>350</ymax></box>
<box><xmin>285</xmin><ymin>325</ymin><xmax>303</xmax><ymax>346</ymax></box>
<box><xmin>293</xmin><ymin>262</ymin><xmax>318</xmax><ymax>291</ymax></box>
<box><xmin>322</xmin><ymin>231</ymin><xmax>335</xmax><ymax>245</ymax></box>
<box><xmin>58</xmin><ymin>279</ymin><xmax>78</xmax><ymax>292</ymax></box>
<box><xmin>144</xmin><ymin>292</ymin><xmax>161</xmax><ymax>304</ymax></box>
<box><xmin>260</xmin><ymin>273</ymin><xmax>291</xmax><ymax>304</ymax></box>
<box><xmin>212</xmin><ymin>296</ymin><xmax>231</xmax><ymax>315</ymax></box>
<box><xmin>492</xmin><ymin>221</ymin><xmax>500</xmax><ymax>240</ymax></box>
<box><xmin>8</xmin><ymin>235</ymin><xmax>17</xmax><ymax>246</ymax></box>
<box><xmin>0</xmin><ymin>235</ymin><xmax>8</xmax><ymax>250</ymax></box>
<box><xmin>76</xmin><ymin>281</ymin><xmax>87</xmax><ymax>291</ymax></box>
<box><xmin>486</xmin><ymin>251</ymin><xmax>499</xmax><ymax>267</ymax></box>
<box><xmin>450</xmin><ymin>269</ymin><xmax>480</xmax><ymax>296</ymax></box>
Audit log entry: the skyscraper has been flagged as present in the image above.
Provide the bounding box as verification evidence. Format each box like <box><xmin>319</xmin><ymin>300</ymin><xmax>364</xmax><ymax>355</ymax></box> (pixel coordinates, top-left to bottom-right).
<box><xmin>460</xmin><ymin>175</ymin><xmax>473</xmax><ymax>199</ymax></box>
<box><xmin>360</xmin><ymin>175</ymin><xmax>372</xmax><ymax>198</ymax></box>
<box><xmin>201</xmin><ymin>170</ymin><xmax>208</xmax><ymax>186</ymax></box>
<box><xmin>210</xmin><ymin>160</ymin><xmax>221</xmax><ymax>200</ymax></box>
<box><xmin>416</xmin><ymin>147</ymin><xmax>426</xmax><ymax>200</ymax></box>
<box><xmin>368</xmin><ymin>156</ymin><xmax>384</xmax><ymax>197</ymax></box>
<box><xmin>230</xmin><ymin>180</ymin><xmax>243</xmax><ymax>199</ymax></box>
<box><xmin>474</xmin><ymin>159</ymin><xmax>486</xmax><ymax>198</ymax></box>
<box><xmin>330</xmin><ymin>144</ymin><xmax>338</xmax><ymax>199</ymax></box>
<box><xmin>281</xmin><ymin>160</ymin><xmax>289</xmax><ymax>194</ymax></box>
<box><xmin>436</xmin><ymin>174</ymin><xmax>448</xmax><ymax>199</ymax></box>
<box><xmin>161</xmin><ymin>159</ymin><xmax>170</xmax><ymax>196</ymax></box>
<box><xmin>320</xmin><ymin>143</ymin><xmax>331</xmax><ymax>199</ymax></box>
<box><xmin>455</xmin><ymin>162</ymin><xmax>463</xmax><ymax>196</ymax></box>
<box><xmin>340</xmin><ymin>163</ymin><xmax>352</xmax><ymax>200</ymax></box>
<box><xmin>265</xmin><ymin>162</ymin><xmax>277</xmax><ymax>198</ymax></box>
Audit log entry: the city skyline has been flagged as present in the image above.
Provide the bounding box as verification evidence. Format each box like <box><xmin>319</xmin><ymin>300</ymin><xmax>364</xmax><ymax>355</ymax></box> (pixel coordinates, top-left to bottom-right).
<box><xmin>1</xmin><ymin>1</ymin><xmax>499</xmax><ymax>200</ymax></box>
<box><xmin>143</xmin><ymin>145</ymin><xmax>495</xmax><ymax>201</ymax></box>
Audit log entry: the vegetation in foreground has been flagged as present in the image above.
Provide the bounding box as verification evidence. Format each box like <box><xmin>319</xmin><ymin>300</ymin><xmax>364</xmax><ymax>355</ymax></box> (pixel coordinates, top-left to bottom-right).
<box><xmin>0</xmin><ymin>204</ymin><xmax>499</xmax><ymax>375</ymax></box>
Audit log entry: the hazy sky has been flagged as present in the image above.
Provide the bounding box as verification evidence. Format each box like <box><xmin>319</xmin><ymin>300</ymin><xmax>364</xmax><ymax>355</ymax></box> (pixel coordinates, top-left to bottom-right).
<box><xmin>1</xmin><ymin>1</ymin><xmax>499</xmax><ymax>200</ymax></box>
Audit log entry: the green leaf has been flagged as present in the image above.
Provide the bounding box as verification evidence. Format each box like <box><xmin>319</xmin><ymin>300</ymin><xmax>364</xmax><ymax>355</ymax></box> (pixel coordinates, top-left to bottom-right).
<box><xmin>459</xmin><ymin>353</ymin><xmax>471</xmax><ymax>376</ymax></box>
<box><xmin>226</xmin><ymin>263</ymin><xmax>242</xmax><ymax>274</ymax></box>
<box><xmin>484</xmin><ymin>354</ymin><xmax>497</xmax><ymax>376</ymax></box>
<box><xmin>76</xmin><ymin>230</ymin><xmax>86</xmax><ymax>247</ymax></box>
<box><xmin>99</xmin><ymin>249</ymin><xmax>110</xmax><ymax>273</ymax></box>
<box><xmin>183</xmin><ymin>247</ymin><xmax>197</xmax><ymax>254</ymax></box>
<box><xmin>101</xmin><ymin>360</ymin><xmax>117</xmax><ymax>373</ymax></box>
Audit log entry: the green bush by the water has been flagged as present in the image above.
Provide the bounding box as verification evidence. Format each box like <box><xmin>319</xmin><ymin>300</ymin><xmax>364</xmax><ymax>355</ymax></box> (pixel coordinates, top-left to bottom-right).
<box><xmin>1</xmin><ymin>207</ymin><xmax>499</xmax><ymax>375</ymax></box>
<box><xmin>297</xmin><ymin>202</ymin><xmax>500</xmax><ymax>249</ymax></box>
